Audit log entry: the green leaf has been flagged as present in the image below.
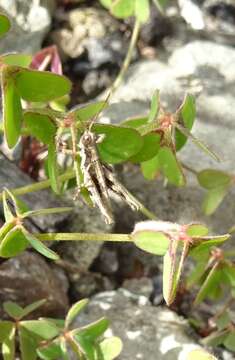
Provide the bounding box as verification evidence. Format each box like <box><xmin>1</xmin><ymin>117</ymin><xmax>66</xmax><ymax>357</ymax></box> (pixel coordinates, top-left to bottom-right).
<box><xmin>22</xmin><ymin>230</ymin><xmax>59</xmax><ymax>261</ymax></box>
<box><xmin>65</xmin><ymin>299</ymin><xmax>89</xmax><ymax>329</ymax></box>
<box><xmin>94</xmin><ymin>124</ymin><xmax>143</xmax><ymax>164</ymax></box>
<box><xmin>98</xmin><ymin>337</ymin><xmax>123</xmax><ymax>360</ymax></box>
<box><xmin>73</xmin><ymin>101</ymin><xmax>108</xmax><ymax>123</ymax></box>
<box><xmin>19</xmin><ymin>326</ymin><xmax>38</xmax><ymax>360</ymax></box>
<box><xmin>1</xmin><ymin>67</ymin><xmax>23</xmax><ymax>148</ymax></box>
<box><xmin>0</xmin><ymin>221</ymin><xmax>15</xmax><ymax>242</ymax></box>
<box><xmin>20</xmin><ymin>320</ymin><xmax>59</xmax><ymax>340</ymax></box>
<box><xmin>141</xmin><ymin>154</ymin><xmax>160</xmax><ymax>180</ymax></box>
<box><xmin>3</xmin><ymin>188</ymin><xmax>28</xmax><ymax>216</ymax></box>
<box><xmin>197</xmin><ymin>169</ymin><xmax>232</xmax><ymax>190</ymax></box>
<box><xmin>158</xmin><ymin>146</ymin><xmax>186</xmax><ymax>186</ymax></box>
<box><xmin>71</xmin><ymin>335</ymin><xmax>95</xmax><ymax>360</ymax></box>
<box><xmin>190</xmin><ymin>234</ymin><xmax>230</xmax><ymax>256</ymax></box>
<box><xmin>148</xmin><ymin>90</ymin><xmax>160</xmax><ymax>123</ymax></box>
<box><xmin>2</xmin><ymin>325</ymin><xmax>15</xmax><ymax>360</ymax></box>
<box><xmin>60</xmin><ymin>340</ymin><xmax>70</xmax><ymax>360</ymax></box>
<box><xmin>0</xmin><ymin>227</ymin><xmax>28</xmax><ymax>258</ymax></box>
<box><xmin>186</xmin><ymin>224</ymin><xmax>209</xmax><ymax>237</ymax></box>
<box><xmin>0</xmin><ymin>13</ymin><xmax>11</xmax><ymax>38</ymax></box>
<box><xmin>111</xmin><ymin>0</ymin><xmax>135</xmax><ymax>18</ymax></box>
<box><xmin>130</xmin><ymin>133</ymin><xmax>161</xmax><ymax>163</ymax></box>
<box><xmin>22</xmin><ymin>207</ymin><xmax>72</xmax><ymax>219</ymax></box>
<box><xmin>202</xmin><ymin>185</ymin><xmax>230</xmax><ymax>215</ymax></box>
<box><xmin>224</xmin><ymin>331</ymin><xmax>235</xmax><ymax>352</ymax></box>
<box><xmin>194</xmin><ymin>264</ymin><xmax>222</xmax><ymax>305</ymax></box>
<box><xmin>2</xmin><ymin>190</ymin><xmax>15</xmax><ymax>222</ymax></box>
<box><xmin>0</xmin><ymin>322</ymin><xmax>14</xmax><ymax>342</ymax></box>
<box><xmin>175</xmin><ymin>94</ymin><xmax>196</xmax><ymax>151</ymax></box>
<box><xmin>39</xmin><ymin>318</ymin><xmax>65</xmax><ymax>330</ymax></box>
<box><xmin>202</xmin><ymin>329</ymin><xmax>229</xmax><ymax>347</ymax></box>
<box><xmin>3</xmin><ymin>302</ymin><xmax>24</xmax><ymax>319</ymax></box>
<box><xmin>21</xmin><ymin>299</ymin><xmax>47</xmax><ymax>319</ymax></box>
<box><xmin>1</xmin><ymin>54</ymin><xmax>32</xmax><ymax>67</ymax></box>
<box><xmin>48</xmin><ymin>142</ymin><xmax>61</xmax><ymax>194</ymax></box>
<box><xmin>24</xmin><ymin>112</ymin><xmax>57</xmax><ymax>145</ymax></box>
<box><xmin>186</xmin><ymin>259</ymin><xmax>209</xmax><ymax>289</ymax></box>
<box><xmin>121</xmin><ymin>116</ymin><xmax>148</xmax><ymax>129</ymax></box>
<box><xmin>135</xmin><ymin>0</ymin><xmax>150</xmax><ymax>23</ymax></box>
<box><xmin>99</xmin><ymin>0</ymin><xmax>112</xmax><ymax>9</ymax></box>
<box><xmin>76</xmin><ymin>317</ymin><xmax>109</xmax><ymax>341</ymax></box>
<box><xmin>37</xmin><ymin>340</ymin><xmax>63</xmax><ymax>360</ymax></box>
<box><xmin>133</xmin><ymin>231</ymin><xmax>170</xmax><ymax>255</ymax></box>
<box><xmin>163</xmin><ymin>243</ymin><xmax>179</xmax><ymax>305</ymax></box>
<box><xmin>14</xmin><ymin>68</ymin><xmax>72</xmax><ymax>102</ymax></box>
<box><xmin>222</xmin><ymin>264</ymin><xmax>235</xmax><ymax>288</ymax></box>
<box><xmin>215</xmin><ymin>311</ymin><xmax>231</xmax><ymax>330</ymax></box>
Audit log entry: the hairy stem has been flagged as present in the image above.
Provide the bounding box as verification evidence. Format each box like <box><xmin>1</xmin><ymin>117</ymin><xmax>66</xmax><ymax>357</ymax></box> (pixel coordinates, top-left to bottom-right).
<box><xmin>36</xmin><ymin>232</ymin><xmax>131</xmax><ymax>242</ymax></box>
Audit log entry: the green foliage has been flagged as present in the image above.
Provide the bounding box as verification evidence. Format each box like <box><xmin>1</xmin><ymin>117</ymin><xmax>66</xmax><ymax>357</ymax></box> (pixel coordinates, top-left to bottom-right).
<box><xmin>36</xmin><ymin>299</ymin><xmax>122</xmax><ymax>360</ymax></box>
<box><xmin>0</xmin><ymin>13</ymin><xmax>11</xmax><ymax>38</ymax></box>
<box><xmin>132</xmin><ymin>220</ymin><xmax>230</xmax><ymax>305</ymax></box>
<box><xmin>0</xmin><ymin>299</ymin><xmax>122</xmax><ymax>360</ymax></box>
<box><xmin>197</xmin><ymin>169</ymin><xmax>232</xmax><ymax>215</ymax></box>
<box><xmin>94</xmin><ymin>124</ymin><xmax>143</xmax><ymax>164</ymax></box>
<box><xmin>1</xmin><ymin>9</ymin><xmax>235</xmax><ymax>359</ymax></box>
<box><xmin>1</xmin><ymin>54</ymin><xmax>32</xmax><ymax>67</ymax></box>
<box><xmin>175</xmin><ymin>94</ymin><xmax>196</xmax><ymax>151</ymax></box>
<box><xmin>0</xmin><ymin>189</ymin><xmax>71</xmax><ymax>259</ymax></box>
<box><xmin>202</xmin><ymin>310</ymin><xmax>235</xmax><ymax>352</ymax></box>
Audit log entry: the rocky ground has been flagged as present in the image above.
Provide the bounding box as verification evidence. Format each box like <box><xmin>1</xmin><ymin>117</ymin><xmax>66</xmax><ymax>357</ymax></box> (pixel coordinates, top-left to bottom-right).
<box><xmin>1</xmin><ymin>0</ymin><xmax>235</xmax><ymax>359</ymax></box>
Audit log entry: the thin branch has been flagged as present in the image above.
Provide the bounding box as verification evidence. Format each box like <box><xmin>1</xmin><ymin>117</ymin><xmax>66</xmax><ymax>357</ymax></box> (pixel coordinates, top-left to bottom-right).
<box><xmin>36</xmin><ymin>232</ymin><xmax>131</xmax><ymax>242</ymax></box>
<box><xmin>181</xmin><ymin>162</ymin><xmax>198</xmax><ymax>176</ymax></box>
<box><xmin>0</xmin><ymin>170</ymin><xmax>75</xmax><ymax>200</ymax></box>
<box><xmin>109</xmin><ymin>19</ymin><xmax>141</xmax><ymax>96</ymax></box>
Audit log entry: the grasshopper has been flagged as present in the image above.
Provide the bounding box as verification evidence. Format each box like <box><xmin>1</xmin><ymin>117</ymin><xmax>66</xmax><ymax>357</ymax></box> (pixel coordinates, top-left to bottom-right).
<box><xmin>75</xmin><ymin>97</ymin><xmax>140</xmax><ymax>224</ymax></box>
<box><xmin>79</xmin><ymin>128</ymin><xmax>114</xmax><ymax>224</ymax></box>
<box><xmin>56</xmin><ymin>94</ymin><xmax>141</xmax><ymax>224</ymax></box>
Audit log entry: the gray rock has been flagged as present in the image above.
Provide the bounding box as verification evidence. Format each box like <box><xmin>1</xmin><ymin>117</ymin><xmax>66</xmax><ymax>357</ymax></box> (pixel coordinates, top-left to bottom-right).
<box><xmin>73</xmin><ymin>289</ymin><xmax>205</xmax><ymax>360</ymax></box>
<box><xmin>0</xmin><ymin>252</ymin><xmax>69</xmax><ymax>319</ymax></box>
<box><xmin>0</xmin><ymin>154</ymin><xmax>71</xmax><ymax>233</ymax></box>
<box><xmin>0</xmin><ymin>0</ymin><xmax>53</xmax><ymax>54</ymax></box>
<box><xmin>69</xmin><ymin>271</ymin><xmax>114</xmax><ymax>299</ymax></box>
<box><xmin>92</xmin><ymin>245</ymin><xmax>119</xmax><ymax>275</ymax></box>
<box><xmin>122</xmin><ymin>277</ymin><xmax>153</xmax><ymax>298</ymax></box>
<box><xmin>51</xmin><ymin>7</ymin><xmax>126</xmax><ymax>65</ymax></box>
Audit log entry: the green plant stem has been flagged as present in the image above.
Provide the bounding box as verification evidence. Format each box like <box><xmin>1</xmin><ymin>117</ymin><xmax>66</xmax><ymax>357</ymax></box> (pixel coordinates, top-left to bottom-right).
<box><xmin>36</xmin><ymin>232</ymin><xmax>131</xmax><ymax>242</ymax></box>
<box><xmin>135</xmin><ymin>201</ymin><xmax>157</xmax><ymax>220</ymax></box>
<box><xmin>109</xmin><ymin>19</ymin><xmax>141</xmax><ymax>95</ymax></box>
<box><xmin>0</xmin><ymin>170</ymin><xmax>75</xmax><ymax>200</ymax></box>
